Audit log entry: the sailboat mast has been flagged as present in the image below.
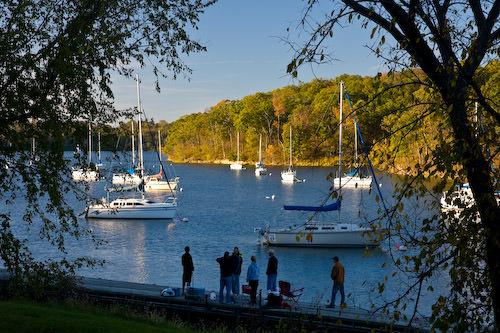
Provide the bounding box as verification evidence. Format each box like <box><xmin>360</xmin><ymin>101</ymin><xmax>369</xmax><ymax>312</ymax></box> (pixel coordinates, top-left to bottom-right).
<box><xmin>88</xmin><ymin>118</ymin><xmax>92</xmax><ymax>167</ymax></box>
<box><xmin>158</xmin><ymin>130</ymin><xmax>162</xmax><ymax>175</ymax></box>
<box><xmin>258</xmin><ymin>134</ymin><xmax>262</xmax><ymax>163</ymax></box>
<box><xmin>354</xmin><ymin>113</ymin><xmax>358</xmax><ymax>168</ymax></box>
<box><xmin>338</xmin><ymin>81</ymin><xmax>344</xmax><ymax>221</ymax></box>
<box><xmin>98</xmin><ymin>132</ymin><xmax>101</xmax><ymax>163</ymax></box>
<box><xmin>236</xmin><ymin>132</ymin><xmax>240</xmax><ymax>162</ymax></box>
<box><xmin>136</xmin><ymin>73</ymin><xmax>144</xmax><ymax>178</ymax></box>
<box><xmin>131</xmin><ymin>120</ymin><xmax>135</xmax><ymax>166</ymax></box>
<box><xmin>289</xmin><ymin>126</ymin><xmax>292</xmax><ymax>168</ymax></box>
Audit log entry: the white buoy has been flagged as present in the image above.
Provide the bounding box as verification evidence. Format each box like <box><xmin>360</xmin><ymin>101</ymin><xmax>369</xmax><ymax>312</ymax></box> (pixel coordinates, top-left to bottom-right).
<box><xmin>180</xmin><ymin>187</ymin><xmax>183</xmax><ymax>192</ymax></box>
<box><xmin>182</xmin><ymin>218</ymin><xmax>189</xmax><ymax>222</ymax></box>
<box><xmin>271</xmin><ymin>194</ymin><xmax>275</xmax><ymax>200</ymax></box>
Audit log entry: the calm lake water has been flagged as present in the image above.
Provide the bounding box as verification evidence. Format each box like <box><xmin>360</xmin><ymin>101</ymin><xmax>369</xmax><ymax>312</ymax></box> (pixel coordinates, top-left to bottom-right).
<box><xmin>3</xmin><ymin>152</ymin><xmax>447</xmax><ymax>316</ymax></box>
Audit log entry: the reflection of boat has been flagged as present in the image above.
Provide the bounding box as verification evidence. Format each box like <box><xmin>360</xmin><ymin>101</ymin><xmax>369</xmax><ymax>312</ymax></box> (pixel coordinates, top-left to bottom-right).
<box><xmin>281</xmin><ymin>126</ymin><xmax>296</xmax><ymax>182</ymax></box>
<box><xmin>72</xmin><ymin>120</ymin><xmax>99</xmax><ymax>181</ymax></box>
<box><xmin>255</xmin><ymin>134</ymin><xmax>267</xmax><ymax>176</ymax></box>
<box><xmin>87</xmin><ymin>74</ymin><xmax>177</xmax><ymax>220</ymax></box>
<box><xmin>258</xmin><ymin>81</ymin><xmax>380</xmax><ymax>247</ymax></box>
<box><xmin>86</xmin><ymin>197</ymin><xmax>177</xmax><ymax>219</ymax></box>
<box><xmin>333</xmin><ymin>84</ymin><xmax>372</xmax><ymax>188</ymax></box>
<box><xmin>230</xmin><ymin>132</ymin><xmax>243</xmax><ymax>170</ymax></box>
<box><xmin>144</xmin><ymin>130</ymin><xmax>179</xmax><ymax>191</ymax></box>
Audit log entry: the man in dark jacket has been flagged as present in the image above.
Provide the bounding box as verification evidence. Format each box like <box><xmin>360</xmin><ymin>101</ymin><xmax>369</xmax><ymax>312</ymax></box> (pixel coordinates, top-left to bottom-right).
<box><xmin>216</xmin><ymin>251</ymin><xmax>233</xmax><ymax>303</ymax></box>
<box><xmin>266</xmin><ymin>250</ymin><xmax>278</xmax><ymax>291</ymax></box>
<box><xmin>231</xmin><ymin>247</ymin><xmax>243</xmax><ymax>295</ymax></box>
<box><xmin>182</xmin><ymin>246</ymin><xmax>194</xmax><ymax>295</ymax></box>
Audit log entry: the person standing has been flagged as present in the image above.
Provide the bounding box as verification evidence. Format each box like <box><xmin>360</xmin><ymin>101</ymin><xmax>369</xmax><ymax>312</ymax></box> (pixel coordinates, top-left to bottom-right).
<box><xmin>231</xmin><ymin>247</ymin><xmax>243</xmax><ymax>296</ymax></box>
<box><xmin>266</xmin><ymin>250</ymin><xmax>278</xmax><ymax>291</ymax></box>
<box><xmin>327</xmin><ymin>256</ymin><xmax>345</xmax><ymax>308</ymax></box>
<box><xmin>181</xmin><ymin>246</ymin><xmax>194</xmax><ymax>295</ymax></box>
<box><xmin>216</xmin><ymin>251</ymin><xmax>233</xmax><ymax>303</ymax></box>
<box><xmin>246</xmin><ymin>255</ymin><xmax>260</xmax><ymax>304</ymax></box>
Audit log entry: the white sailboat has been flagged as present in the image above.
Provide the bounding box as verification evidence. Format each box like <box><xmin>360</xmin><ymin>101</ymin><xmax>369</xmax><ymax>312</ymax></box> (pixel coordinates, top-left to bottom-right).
<box><xmin>333</xmin><ymin>84</ymin><xmax>372</xmax><ymax>188</ymax></box>
<box><xmin>230</xmin><ymin>132</ymin><xmax>243</xmax><ymax>170</ymax></box>
<box><xmin>257</xmin><ymin>81</ymin><xmax>380</xmax><ymax>247</ymax></box>
<box><xmin>280</xmin><ymin>126</ymin><xmax>296</xmax><ymax>182</ymax></box>
<box><xmin>144</xmin><ymin>130</ymin><xmax>179</xmax><ymax>191</ymax></box>
<box><xmin>112</xmin><ymin>120</ymin><xmax>141</xmax><ymax>185</ymax></box>
<box><xmin>255</xmin><ymin>134</ymin><xmax>267</xmax><ymax>176</ymax></box>
<box><xmin>87</xmin><ymin>74</ymin><xmax>177</xmax><ymax>219</ymax></box>
<box><xmin>72</xmin><ymin>120</ymin><xmax>99</xmax><ymax>181</ymax></box>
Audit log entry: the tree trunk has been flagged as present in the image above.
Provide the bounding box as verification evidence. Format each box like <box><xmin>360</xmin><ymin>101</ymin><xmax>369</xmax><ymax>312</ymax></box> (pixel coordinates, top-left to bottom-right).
<box><xmin>446</xmin><ymin>86</ymin><xmax>500</xmax><ymax>328</ymax></box>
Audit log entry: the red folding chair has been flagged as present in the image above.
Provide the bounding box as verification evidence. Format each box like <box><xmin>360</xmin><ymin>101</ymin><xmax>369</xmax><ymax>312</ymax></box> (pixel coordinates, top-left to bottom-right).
<box><xmin>279</xmin><ymin>280</ymin><xmax>304</xmax><ymax>309</ymax></box>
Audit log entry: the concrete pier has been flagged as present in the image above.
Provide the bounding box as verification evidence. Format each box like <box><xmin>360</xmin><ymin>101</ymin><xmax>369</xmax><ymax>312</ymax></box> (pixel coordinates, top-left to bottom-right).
<box><xmin>1</xmin><ymin>270</ymin><xmax>429</xmax><ymax>331</ymax></box>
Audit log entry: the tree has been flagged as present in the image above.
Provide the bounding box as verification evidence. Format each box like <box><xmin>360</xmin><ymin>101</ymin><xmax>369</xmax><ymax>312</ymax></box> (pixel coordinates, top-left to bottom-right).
<box><xmin>288</xmin><ymin>1</ymin><xmax>500</xmax><ymax>330</ymax></box>
<box><xmin>0</xmin><ymin>0</ymin><xmax>216</xmax><ymax>295</ymax></box>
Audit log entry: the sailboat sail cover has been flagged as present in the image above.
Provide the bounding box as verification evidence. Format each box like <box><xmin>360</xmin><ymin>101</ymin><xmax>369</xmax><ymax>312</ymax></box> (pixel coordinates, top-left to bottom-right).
<box><xmin>346</xmin><ymin>168</ymin><xmax>358</xmax><ymax>176</ymax></box>
<box><xmin>284</xmin><ymin>200</ymin><xmax>341</xmax><ymax>211</ymax></box>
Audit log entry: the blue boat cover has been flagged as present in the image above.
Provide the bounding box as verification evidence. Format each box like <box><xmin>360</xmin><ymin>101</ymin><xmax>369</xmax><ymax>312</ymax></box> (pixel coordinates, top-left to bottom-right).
<box><xmin>126</xmin><ymin>168</ymin><xmax>135</xmax><ymax>174</ymax></box>
<box><xmin>284</xmin><ymin>200</ymin><xmax>341</xmax><ymax>211</ymax></box>
<box><xmin>346</xmin><ymin>168</ymin><xmax>358</xmax><ymax>176</ymax></box>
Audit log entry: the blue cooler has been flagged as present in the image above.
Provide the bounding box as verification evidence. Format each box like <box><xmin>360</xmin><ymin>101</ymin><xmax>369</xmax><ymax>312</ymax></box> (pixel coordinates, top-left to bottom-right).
<box><xmin>185</xmin><ymin>287</ymin><xmax>205</xmax><ymax>300</ymax></box>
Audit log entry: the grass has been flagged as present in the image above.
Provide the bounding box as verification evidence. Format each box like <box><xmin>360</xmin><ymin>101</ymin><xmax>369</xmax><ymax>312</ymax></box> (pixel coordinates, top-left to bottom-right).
<box><xmin>0</xmin><ymin>298</ymin><xmax>196</xmax><ymax>332</ymax></box>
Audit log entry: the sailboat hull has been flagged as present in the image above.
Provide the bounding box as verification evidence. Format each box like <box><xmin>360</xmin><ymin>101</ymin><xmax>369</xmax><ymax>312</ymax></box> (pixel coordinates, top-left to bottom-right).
<box><xmin>281</xmin><ymin>170</ymin><xmax>296</xmax><ymax>182</ymax></box>
<box><xmin>72</xmin><ymin>169</ymin><xmax>99</xmax><ymax>181</ymax></box>
<box><xmin>261</xmin><ymin>222</ymin><xmax>380</xmax><ymax>247</ymax></box>
<box><xmin>334</xmin><ymin>175</ymin><xmax>372</xmax><ymax>188</ymax></box>
<box><xmin>144</xmin><ymin>177</ymin><xmax>179</xmax><ymax>191</ymax></box>
<box><xmin>86</xmin><ymin>198</ymin><xmax>177</xmax><ymax>219</ymax></box>
<box><xmin>112</xmin><ymin>173</ymin><xmax>142</xmax><ymax>185</ymax></box>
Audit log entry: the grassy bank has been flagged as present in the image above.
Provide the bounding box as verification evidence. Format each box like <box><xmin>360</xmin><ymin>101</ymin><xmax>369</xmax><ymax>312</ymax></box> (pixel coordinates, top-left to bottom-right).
<box><xmin>0</xmin><ymin>299</ymin><xmax>195</xmax><ymax>332</ymax></box>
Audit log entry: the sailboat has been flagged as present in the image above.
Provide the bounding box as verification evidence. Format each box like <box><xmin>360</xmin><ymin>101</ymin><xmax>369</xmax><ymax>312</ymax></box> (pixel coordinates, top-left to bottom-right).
<box><xmin>229</xmin><ymin>132</ymin><xmax>243</xmax><ymax>170</ymax></box>
<box><xmin>112</xmin><ymin>120</ymin><xmax>141</xmax><ymax>185</ymax></box>
<box><xmin>333</xmin><ymin>85</ymin><xmax>372</xmax><ymax>188</ymax></box>
<box><xmin>255</xmin><ymin>134</ymin><xmax>267</xmax><ymax>176</ymax></box>
<box><xmin>72</xmin><ymin>120</ymin><xmax>99</xmax><ymax>181</ymax></box>
<box><xmin>86</xmin><ymin>74</ymin><xmax>177</xmax><ymax>219</ymax></box>
<box><xmin>144</xmin><ymin>130</ymin><xmax>179</xmax><ymax>191</ymax></box>
<box><xmin>280</xmin><ymin>126</ymin><xmax>296</xmax><ymax>182</ymax></box>
<box><xmin>257</xmin><ymin>81</ymin><xmax>380</xmax><ymax>247</ymax></box>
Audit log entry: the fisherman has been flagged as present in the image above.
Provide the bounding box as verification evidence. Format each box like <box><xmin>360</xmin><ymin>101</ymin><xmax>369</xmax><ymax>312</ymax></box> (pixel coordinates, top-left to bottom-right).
<box><xmin>181</xmin><ymin>246</ymin><xmax>194</xmax><ymax>295</ymax></box>
<box><xmin>246</xmin><ymin>255</ymin><xmax>260</xmax><ymax>305</ymax></box>
<box><xmin>266</xmin><ymin>250</ymin><xmax>278</xmax><ymax>291</ymax></box>
<box><xmin>231</xmin><ymin>247</ymin><xmax>243</xmax><ymax>296</ymax></box>
<box><xmin>327</xmin><ymin>256</ymin><xmax>345</xmax><ymax>308</ymax></box>
<box><xmin>216</xmin><ymin>251</ymin><xmax>233</xmax><ymax>303</ymax></box>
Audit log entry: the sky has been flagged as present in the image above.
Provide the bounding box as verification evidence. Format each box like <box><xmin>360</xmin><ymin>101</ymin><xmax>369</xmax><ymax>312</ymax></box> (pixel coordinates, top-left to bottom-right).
<box><xmin>112</xmin><ymin>0</ymin><xmax>387</xmax><ymax>123</ymax></box>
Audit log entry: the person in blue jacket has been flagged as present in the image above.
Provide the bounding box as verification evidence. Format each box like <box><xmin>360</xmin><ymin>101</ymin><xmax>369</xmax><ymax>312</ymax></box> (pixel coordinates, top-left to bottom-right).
<box><xmin>246</xmin><ymin>255</ymin><xmax>260</xmax><ymax>304</ymax></box>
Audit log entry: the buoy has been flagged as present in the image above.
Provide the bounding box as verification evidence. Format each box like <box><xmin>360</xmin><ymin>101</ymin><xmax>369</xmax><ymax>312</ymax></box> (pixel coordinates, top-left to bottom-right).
<box><xmin>271</xmin><ymin>194</ymin><xmax>275</xmax><ymax>200</ymax></box>
<box><xmin>180</xmin><ymin>187</ymin><xmax>183</xmax><ymax>192</ymax></box>
<box><xmin>182</xmin><ymin>218</ymin><xmax>189</xmax><ymax>222</ymax></box>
